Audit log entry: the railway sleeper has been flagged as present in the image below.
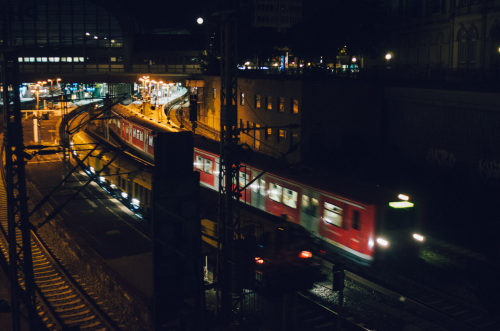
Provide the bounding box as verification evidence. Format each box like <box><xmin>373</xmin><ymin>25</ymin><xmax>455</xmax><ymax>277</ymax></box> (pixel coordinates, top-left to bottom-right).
<box><xmin>79</xmin><ymin>321</ymin><xmax>105</xmax><ymax>329</ymax></box>
<box><xmin>47</xmin><ymin>293</ymin><xmax>78</xmax><ymax>302</ymax></box>
<box><xmin>64</xmin><ymin>315</ymin><xmax>100</xmax><ymax>327</ymax></box>
<box><xmin>54</xmin><ymin>303</ymin><xmax>87</xmax><ymax>313</ymax></box>
<box><xmin>35</xmin><ymin>273</ymin><xmax>61</xmax><ymax>281</ymax></box>
<box><xmin>59</xmin><ymin>309</ymin><xmax>93</xmax><ymax>321</ymax></box>
<box><xmin>42</xmin><ymin>288</ymin><xmax>73</xmax><ymax>297</ymax></box>
<box><xmin>34</xmin><ymin>268</ymin><xmax>58</xmax><ymax>276</ymax></box>
<box><xmin>37</xmin><ymin>277</ymin><xmax>64</xmax><ymax>285</ymax></box>
<box><xmin>33</xmin><ymin>262</ymin><xmax>52</xmax><ymax>269</ymax></box>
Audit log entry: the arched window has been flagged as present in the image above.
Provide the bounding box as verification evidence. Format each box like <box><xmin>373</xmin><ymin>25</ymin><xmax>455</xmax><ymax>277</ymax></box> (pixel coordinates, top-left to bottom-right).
<box><xmin>457</xmin><ymin>28</ymin><xmax>468</xmax><ymax>65</ymax></box>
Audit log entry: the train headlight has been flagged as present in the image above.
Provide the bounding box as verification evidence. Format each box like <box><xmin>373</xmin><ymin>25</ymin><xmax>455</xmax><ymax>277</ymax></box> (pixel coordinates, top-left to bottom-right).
<box><xmin>412</xmin><ymin>233</ymin><xmax>425</xmax><ymax>242</ymax></box>
<box><xmin>121</xmin><ymin>192</ymin><xmax>128</xmax><ymax>199</ymax></box>
<box><xmin>376</xmin><ymin>237</ymin><xmax>390</xmax><ymax>248</ymax></box>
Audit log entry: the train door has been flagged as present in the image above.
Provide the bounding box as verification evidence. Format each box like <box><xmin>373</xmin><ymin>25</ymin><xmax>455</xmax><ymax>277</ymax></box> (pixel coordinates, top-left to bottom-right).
<box><xmin>345</xmin><ymin>206</ymin><xmax>362</xmax><ymax>252</ymax></box>
<box><xmin>251</xmin><ymin>176</ymin><xmax>266</xmax><ymax>211</ymax></box>
<box><xmin>238</xmin><ymin>167</ymin><xmax>252</xmax><ymax>204</ymax></box>
<box><xmin>299</xmin><ymin>189</ymin><xmax>320</xmax><ymax>236</ymax></box>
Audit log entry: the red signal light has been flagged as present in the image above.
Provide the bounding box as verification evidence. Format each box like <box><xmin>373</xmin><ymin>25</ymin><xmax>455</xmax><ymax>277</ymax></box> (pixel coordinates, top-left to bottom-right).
<box><xmin>299</xmin><ymin>251</ymin><xmax>312</xmax><ymax>259</ymax></box>
<box><xmin>254</xmin><ymin>257</ymin><xmax>264</xmax><ymax>264</ymax></box>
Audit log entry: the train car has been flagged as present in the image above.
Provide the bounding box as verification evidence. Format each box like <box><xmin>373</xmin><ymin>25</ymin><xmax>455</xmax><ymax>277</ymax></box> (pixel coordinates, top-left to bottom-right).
<box><xmin>98</xmin><ymin>103</ymin><xmax>426</xmax><ymax>265</ymax></box>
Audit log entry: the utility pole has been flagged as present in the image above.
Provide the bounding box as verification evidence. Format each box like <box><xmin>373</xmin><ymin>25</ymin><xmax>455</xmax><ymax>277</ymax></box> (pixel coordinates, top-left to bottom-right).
<box><xmin>217</xmin><ymin>7</ymin><xmax>240</xmax><ymax>323</ymax></box>
<box><xmin>1</xmin><ymin>53</ymin><xmax>37</xmax><ymax>331</ymax></box>
<box><xmin>1</xmin><ymin>2</ymin><xmax>37</xmax><ymax>329</ymax></box>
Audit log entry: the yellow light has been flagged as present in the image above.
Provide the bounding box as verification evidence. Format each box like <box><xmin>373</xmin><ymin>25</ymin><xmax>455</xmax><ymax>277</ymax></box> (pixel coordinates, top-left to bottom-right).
<box><xmin>398</xmin><ymin>194</ymin><xmax>409</xmax><ymax>201</ymax></box>
<box><xmin>412</xmin><ymin>233</ymin><xmax>425</xmax><ymax>242</ymax></box>
<box><xmin>389</xmin><ymin>201</ymin><xmax>414</xmax><ymax>208</ymax></box>
<box><xmin>299</xmin><ymin>251</ymin><xmax>312</xmax><ymax>259</ymax></box>
<box><xmin>254</xmin><ymin>257</ymin><xmax>264</xmax><ymax>264</ymax></box>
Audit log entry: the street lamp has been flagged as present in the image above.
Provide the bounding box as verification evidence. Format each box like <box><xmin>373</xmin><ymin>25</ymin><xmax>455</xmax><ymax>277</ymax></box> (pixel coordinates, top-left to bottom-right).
<box><xmin>196</xmin><ymin>17</ymin><xmax>204</xmax><ymax>25</ymax></box>
<box><xmin>385</xmin><ymin>52</ymin><xmax>393</xmax><ymax>61</ymax></box>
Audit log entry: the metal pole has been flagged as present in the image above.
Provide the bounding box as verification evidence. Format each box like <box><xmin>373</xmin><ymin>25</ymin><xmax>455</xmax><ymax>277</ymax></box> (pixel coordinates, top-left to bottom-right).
<box><xmin>217</xmin><ymin>8</ymin><xmax>239</xmax><ymax>323</ymax></box>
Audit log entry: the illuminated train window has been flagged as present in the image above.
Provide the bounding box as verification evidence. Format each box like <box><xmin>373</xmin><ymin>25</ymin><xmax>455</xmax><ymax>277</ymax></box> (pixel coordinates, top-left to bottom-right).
<box><xmin>269</xmin><ymin>182</ymin><xmax>282</xmax><ymax>202</ymax></box>
<box><xmin>195</xmin><ymin>155</ymin><xmax>204</xmax><ymax>171</ymax></box>
<box><xmin>283</xmin><ymin>189</ymin><xmax>297</xmax><ymax>209</ymax></box>
<box><xmin>204</xmin><ymin>159</ymin><xmax>213</xmax><ymax>174</ymax></box>
<box><xmin>323</xmin><ymin>202</ymin><xmax>343</xmax><ymax>227</ymax></box>
<box><xmin>148</xmin><ymin>136</ymin><xmax>153</xmax><ymax>147</ymax></box>
<box><xmin>239</xmin><ymin>172</ymin><xmax>248</xmax><ymax>187</ymax></box>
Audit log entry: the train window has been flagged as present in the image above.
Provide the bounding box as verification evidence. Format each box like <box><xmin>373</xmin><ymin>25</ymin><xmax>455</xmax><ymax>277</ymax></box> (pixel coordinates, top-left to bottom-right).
<box><xmin>283</xmin><ymin>189</ymin><xmax>297</xmax><ymax>208</ymax></box>
<box><xmin>352</xmin><ymin>210</ymin><xmax>360</xmax><ymax>230</ymax></box>
<box><xmin>132</xmin><ymin>128</ymin><xmax>136</xmax><ymax>138</ymax></box>
<box><xmin>258</xmin><ymin>179</ymin><xmax>266</xmax><ymax>195</ymax></box>
<box><xmin>204</xmin><ymin>159</ymin><xmax>213</xmax><ymax>174</ymax></box>
<box><xmin>323</xmin><ymin>202</ymin><xmax>343</xmax><ymax>227</ymax></box>
<box><xmin>195</xmin><ymin>155</ymin><xmax>204</xmax><ymax>170</ymax></box>
<box><xmin>140</xmin><ymin>131</ymin><xmax>144</xmax><ymax>141</ymax></box>
<box><xmin>149</xmin><ymin>136</ymin><xmax>154</xmax><ymax>146</ymax></box>
<box><xmin>239</xmin><ymin>172</ymin><xmax>248</xmax><ymax>187</ymax></box>
<box><xmin>268</xmin><ymin>182</ymin><xmax>282</xmax><ymax>202</ymax></box>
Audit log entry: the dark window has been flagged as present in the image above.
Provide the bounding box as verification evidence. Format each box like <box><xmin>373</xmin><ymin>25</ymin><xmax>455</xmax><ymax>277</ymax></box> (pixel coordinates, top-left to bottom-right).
<box><xmin>352</xmin><ymin>210</ymin><xmax>360</xmax><ymax>230</ymax></box>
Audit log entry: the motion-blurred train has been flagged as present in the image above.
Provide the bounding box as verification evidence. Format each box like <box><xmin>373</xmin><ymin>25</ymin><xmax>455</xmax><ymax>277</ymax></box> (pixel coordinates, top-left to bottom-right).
<box><xmin>75</xmin><ymin>103</ymin><xmax>426</xmax><ymax>265</ymax></box>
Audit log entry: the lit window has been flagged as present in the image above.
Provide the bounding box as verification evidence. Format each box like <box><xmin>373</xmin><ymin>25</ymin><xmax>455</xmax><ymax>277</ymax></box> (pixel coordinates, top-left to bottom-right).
<box><xmin>255</xmin><ymin>94</ymin><xmax>261</xmax><ymax>109</ymax></box>
<box><xmin>66</xmin><ymin>57</ymin><xmax>72</xmax><ymax>62</ymax></box>
<box><xmin>195</xmin><ymin>155</ymin><xmax>204</xmax><ymax>170</ymax></box>
<box><xmin>24</xmin><ymin>57</ymin><xmax>29</xmax><ymax>62</ymax></box>
<box><xmin>283</xmin><ymin>189</ymin><xmax>297</xmax><ymax>208</ymax></box>
<box><xmin>79</xmin><ymin>57</ymin><xmax>84</xmax><ymax>62</ymax></box>
<box><xmin>61</xmin><ymin>57</ymin><xmax>67</xmax><ymax>62</ymax></box>
<box><xmin>301</xmin><ymin>195</ymin><xmax>318</xmax><ymax>216</ymax></box>
<box><xmin>110</xmin><ymin>57</ymin><xmax>117</xmax><ymax>62</ymax></box>
<box><xmin>279</xmin><ymin>97</ymin><xmax>285</xmax><ymax>112</ymax></box>
<box><xmin>73</xmin><ymin>57</ymin><xmax>79</xmax><ymax>62</ymax></box>
<box><xmin>36</xmin><ymin>57</ymin><xmax>42</xmax><ymax>62</ymax></box>
<box><xmin>279</xmin><ymin>129</ymin><xmax>286</xmax><ymax>141</ymax></box>
<box><xmin>324</xmin><ymin>202</ymin><xmax>343</xmax><ymax>227</ymax></box>
<box><xmin>49</xmin><ymin>57</ymin><xmax>54</xmax><ymax>62</ymax></box>
<box><xmin>267</xmin><ymin>96</ymin><xmax>272</xmax><ymax>110</ymax></box>
<box><xmin>204</xmin><ymin>159</ymin><xmax>213</xmax><ymax>174</ymax></box>
<box><xmin>41</xmin><ymin>57</ymin><xmax>48</xmax><ymax>62</ymax></box>
<box><xmin>149</xmin><ymin>136</ymin><xmax>154</xmax><ymax>146</ymax></box>
<box><xmin>54</xmin><ymin>57</ymin><xmax>60</xmax><ymax>62</ymax></box>
<box><xmin>18</xmin><ymin>57</ymin><xmax>23</xmax><ymax>62</ymax></box>
<box><xmin>269</xmin><ymin>183</ymin><xmax>282</xmax><ymax>202</ymax></box>
<box><xmin>213</xmin><ymin>88</ymin><xmax>216</xmax><ymax>99</ymax></box>
<box><xmin>259</xmin><ymin>179</ymin><xmax>266</xmax><ymax>195</ymax></box>
<box><xmin>266</xmin><ymin>128</ymin><xmax>272</xmax><ymax>139</ymax></box>
<box><xmin>29</xmin><ymin>57</ymin><xmax>35</xmax><ymax>62</ymax></box>
<box><xmin>239</xmin><ymin>172</ymin><xmax>248</xmax><ymax>187</ymax></box>
<box><xmin>240</xmin><ymin>92</ymin><xmax>245</xmax><ymax>105</ymax></box>
<box><xmin>292</xmin><ymin>99</ymin><xmax>299</xmax><ymax>114</ymax></box>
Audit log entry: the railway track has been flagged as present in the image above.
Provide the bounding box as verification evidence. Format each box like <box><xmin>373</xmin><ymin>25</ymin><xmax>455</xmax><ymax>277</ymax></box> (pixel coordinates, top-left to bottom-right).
<box><xmin>0</xmin><ymin>138</ymin><xmax>119</xmax><ymax>330</ymax></box>
<box><xmin>329</xmin><ymin>260</ymin><xmax>500</xmax><ymax>331</ymax></box>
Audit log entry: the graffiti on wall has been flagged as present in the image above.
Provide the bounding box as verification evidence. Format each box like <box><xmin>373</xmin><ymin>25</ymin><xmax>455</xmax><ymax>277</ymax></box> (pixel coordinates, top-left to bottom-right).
<box><xmin>478</xmin><ymin>159</ymin><xmax>500</xmax><ymax>179</ymax></box>
<box><xmin>426</xmin><ymin>148</ymin><xmax>456</xmax><ymax>168</ymax></box>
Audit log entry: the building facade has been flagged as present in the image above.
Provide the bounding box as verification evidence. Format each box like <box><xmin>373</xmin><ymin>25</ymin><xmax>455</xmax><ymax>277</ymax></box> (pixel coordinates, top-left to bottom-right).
<box><xmin>383</xmin><ymin>0</ymin><xmax>500</xmax><ymax>73</ymax></box>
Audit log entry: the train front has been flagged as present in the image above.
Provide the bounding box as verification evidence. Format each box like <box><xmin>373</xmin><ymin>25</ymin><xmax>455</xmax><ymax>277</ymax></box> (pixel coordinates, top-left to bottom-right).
<box><xmin>373</xmin><ymin>193</ymin><xmax>425</xmax><ymax>262</ymax></box>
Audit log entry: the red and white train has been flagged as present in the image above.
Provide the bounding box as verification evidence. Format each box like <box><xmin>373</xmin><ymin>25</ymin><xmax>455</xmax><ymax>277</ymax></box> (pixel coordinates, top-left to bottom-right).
<box><xmin>106</xmin><ymin>103</ymin><xmax>425</xmax><ymax>265</ymax></box>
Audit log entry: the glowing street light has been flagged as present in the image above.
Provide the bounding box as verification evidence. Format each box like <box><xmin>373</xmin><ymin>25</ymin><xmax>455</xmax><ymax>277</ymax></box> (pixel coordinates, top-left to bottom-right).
<box><xmin>385</xmin><ymin>52</ymin><xmax>393</xmax><ymax>61</ymax></box>
<box><xmin>196</xmin><ymin>17</ymin><xmax>204</xmax><ymax>25</ymax></box>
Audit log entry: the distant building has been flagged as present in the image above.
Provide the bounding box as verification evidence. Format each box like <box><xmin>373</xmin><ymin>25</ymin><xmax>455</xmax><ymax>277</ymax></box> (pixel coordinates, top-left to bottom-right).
<box><xmin>252</xmin><ymin>0</ymin><xmax>303</xmax><ymax>31</ymax></box>
<box><xmin>382</xmin><ymin>0</ymin><xmax>500</xmax><ymax>73</ymax></box>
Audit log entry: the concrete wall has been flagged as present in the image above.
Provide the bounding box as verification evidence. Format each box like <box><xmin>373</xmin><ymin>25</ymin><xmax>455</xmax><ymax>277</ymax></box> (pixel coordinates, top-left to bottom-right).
<box><xmin>384</xmin><ymin>86</ymin><xmax>500</xmax><ymax>179</ymax></box>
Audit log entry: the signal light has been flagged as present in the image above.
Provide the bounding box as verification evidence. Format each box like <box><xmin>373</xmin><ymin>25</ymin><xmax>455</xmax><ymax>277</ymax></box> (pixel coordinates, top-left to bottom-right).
<box><xmin>254</xmin><ymin>257</ymin><xmax>264</xmax><ymax>264</ymax></box>
<box><xmin>299</xmin><ymin>251</ymin><xmax>312</xmax><ymax>259</ymax></box>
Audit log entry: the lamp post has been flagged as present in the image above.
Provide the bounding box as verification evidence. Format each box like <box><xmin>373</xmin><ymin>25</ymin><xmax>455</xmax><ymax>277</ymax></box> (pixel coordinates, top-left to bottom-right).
<box><xmin>33</xmin><ymin>84</ymin><xmax>40</xmax><ymax>143</ymax></box>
